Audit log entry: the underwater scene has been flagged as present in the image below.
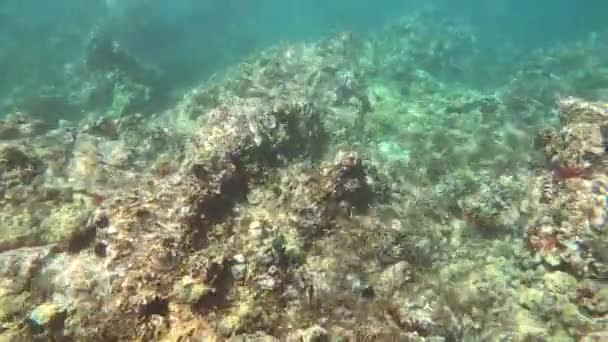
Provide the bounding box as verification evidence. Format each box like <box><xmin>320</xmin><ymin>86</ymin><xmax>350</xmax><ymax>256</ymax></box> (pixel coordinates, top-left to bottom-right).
<box><xmin>3</xmin><ymin>0</ymin><xmax>608</xmax><ymax>340</ymax></box>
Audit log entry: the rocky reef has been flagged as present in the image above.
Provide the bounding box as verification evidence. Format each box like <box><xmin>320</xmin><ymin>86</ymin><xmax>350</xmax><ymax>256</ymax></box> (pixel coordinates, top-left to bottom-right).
<box><xmin>529</xmin><ymin>97</ymin><xmax>608</xmax><ymax>276</ymax></box>
<box><xmin>2</xmin><ymin>8</ymin><xmax>608</xmax><ymax>342</ymax></box>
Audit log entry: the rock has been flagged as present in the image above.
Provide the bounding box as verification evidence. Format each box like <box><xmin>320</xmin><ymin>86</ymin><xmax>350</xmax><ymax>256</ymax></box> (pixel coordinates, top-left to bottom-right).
<box><xmin>0</xmin><ymin>288</ymin><xmax>28</xmax><ymax>321</ymax></box>
<box><xmin>227</xmin><ymin>333</ymin><xmax>279</xmax><ymax>342</ymax></box>
<box><xmin>231</xmin><ymin>254</ymin><xmax>248</xmax><ymax>281</ymax></box>
<box><xmin>543</xmin><ymin>271</ymin><xmax>577</xmax><ymax>295</ymax></box>
<box><xmin>233</xmin><ymin>254</ymin><xmax>246</xmax><ymax>264</ymax></box>
<box><xmin>0</xmin><ymin>144</ymin><xmax>44</xmax><ymax>184</ymax></box>
<box><xmin>0</xmin><ymin>247</ymin><xmax>52</xmax><ymax>289</ymax></box>
<box><xmin>287</xmin><ymin>325</ymin><xmax>329</xmax><ymax>342</ymax></box>
<box><xmin>346</xmin><ymin>274</ymin><xmax>374</xmax><ymax>299</ymax></box>
<box><xmin>513</xmin><ymin>309</ymin><xmax>548</xmax><ymax>339</ymax></box>
<box><xmin>0</xmin><ymin>329</ymin><xmax>21</xmax><ymax>342</ymax></box>
<box><xmin>231</xmin><ymin>264</ymin><xmax>247</xmax><ymax>281</ymax></box>
<box><xmin>25</xmin><ymin>302</ymin><xmax>66</xmax><ymax>333</ymax></box>
<box><xmin>216</xmin><ymin>297</ymin><xmax>257</xmax><ymax>338</ymax></box>
<box><xmin>248</xmin><ymin>220</ymin><xmax>266</xmax><ymax>239</ymax></box>
<box><xmin>374</xmin><ymin>261</ymin><xmax>411</xmax><ymax>296</ymax></box>
<box><xmin>559</xmin><ymin>302</ymin><xmax>588</xmax><ymax>328</ymax></box>
<box><xmin>256</xmin><ymin>275</ymin><xmax>277</xmax><ymax>291</ymax></box>
<box><xmin>518</xmin><ymin>287</ymin><xmax>549</xmax><ymax>312</ymax></box>
<box><xmin>39</xmin><ymin>203</ymin><xmax>93</xmax><ymax>248</ymax></box>
<box><xmin>543</xmin><ymin>252</ymin><xmax>562</xmax><ymax>267</ymax></box>
<box><xmin>301</xmin><ymin>325</ymin><xmax>329</xmax><ymax>342</ymax></box>
<box><xmin>0</xmin><ymin>112</ymin><xmax>49</xmax><ymax>140</ymax></box>
<box><xmin>184</xmin><ymin>96</ymin><xmax>324</xmax><ymax>183</ymax></box>
<box><xmin>587</xmin><ymin>287</ymin><xmax>608</xmax><ymax>314</ymax></box>
<box><xmin>173</xmin><ymin>276</ymin><xmax>211</xmax><ymax>304</ymax></box>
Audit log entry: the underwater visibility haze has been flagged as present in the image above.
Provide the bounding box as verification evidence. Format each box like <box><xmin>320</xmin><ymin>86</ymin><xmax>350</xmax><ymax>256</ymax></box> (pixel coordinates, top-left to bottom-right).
<box><xmin>2</xmin><ymin>0</ymin><xmax>608</xmax><ymax>340</ymax></box>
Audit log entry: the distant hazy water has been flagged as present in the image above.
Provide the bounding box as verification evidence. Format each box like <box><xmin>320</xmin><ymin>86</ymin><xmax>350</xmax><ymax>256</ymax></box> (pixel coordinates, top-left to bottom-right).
<box><xmin>1</xmin><ymin>0</ymin><xmax>608</xmax><ymax>113</ymax></box>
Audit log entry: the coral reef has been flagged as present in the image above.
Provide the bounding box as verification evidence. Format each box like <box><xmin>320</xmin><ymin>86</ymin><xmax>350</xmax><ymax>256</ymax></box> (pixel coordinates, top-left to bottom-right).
<box><xmin>529</xmin><ymin>97</ymin><xmax>608</xmax><ymax>278</ymax></box>
<box><xmin>3</xmin><ymin>9</ymin><xmax>608</xmax><ymax>342</ymax></box>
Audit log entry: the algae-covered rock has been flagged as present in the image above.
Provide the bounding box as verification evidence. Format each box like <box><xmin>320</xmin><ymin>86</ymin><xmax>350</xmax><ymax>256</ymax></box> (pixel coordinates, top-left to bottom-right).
<box><xmin>0</xmin><ymin>247</ymin><xmax>52</xmax><ymax>292</ymax></box>
<box><xmin>543</xmin><ymin>252</ymin><xmax>563</xmax><ymax>267</ymax></box>
<box><xmin>39</xmin><ymin>202</ymin><xmax>92</xmax><ymax>247</ymax></box>
<box><xmin>173</xmin><ymin>275</ymin><xmax>211</xmax><ymax>304</ymax></box>
<box><xmin>217</xmin><ymin>296</ymin><xmax>257</xmax><ymax>337</ymax></box>
<box><xmin>228</xmin><ymin>333</ymin><xmax>279</xmax><ymax>342</ymax></box>
<box><xmin>373</xmin><ymin>261</ymin><xmax>412</xmax><ymax>296</ymax></box>
<box><xmin>0</xmin><ymin>288</ymin><xmax>28</xmax><ymax>321</ymax></box>
<box><xmin>185</xmin><ymin>97</ymin><xmax>323</xmax><ymax>172</ymax></box>
<box><xmin>559</xmin><ymin>302</ymin><xmax>590</xmax><ymax>328</ymax></box>
<box><xmin>550</xmin><ymin>329</ymin><xmax>577</xmax><ymax>342</ymax></box>
<box><xmin>287</xmin><ymin>325</ymin><xmax>329</xmax><ymax>342</ymax></box>
<box><xmin>543</xmin><ymin>271</ymin><xmax>577</xmax><ymax>295</ymax></box>
<box><xmin>0</xmin><ymin>143</ymin><xmax>44</xmax><ymax>186</ymax></box>
<box><xmin>514</xmin><ymin>309</ymin><xmax>549</xmax><ymax>339</ymax></box>
<box><xmin>0</xmin><ymin>330</ymin><xmax>23</xmax><ymax>342</ymax></box>
<box><xmin>301</xmin><ymin>325</ymin><xmax>329</xmax><ymax>342</ymax></box>
<box><xmin>0</xmin><ymin>112</ymin><xmax>50</xmax><ymax>140</ymax></box>
<box><xmin>585</xmin><ymin>287</ymin><xmax>608</xmax><ymax>315</ymax></box>
<box><xmin>231</xmin><ymin>255</ymin><xmax>248</xmax><ymax>281</ymax></box>
<box><xmin>457</xmin><ymin>174</ymin><xmax>526</xmax><ymax>234</ymax></box>
<box><xmin>519</xmin><ymin>286</ymin><xmax>549</xmax><ymax>312</ymax></box>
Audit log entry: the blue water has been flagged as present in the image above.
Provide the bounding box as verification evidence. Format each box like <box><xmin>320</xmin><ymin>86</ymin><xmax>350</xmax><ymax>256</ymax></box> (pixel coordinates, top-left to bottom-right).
<box><xmin>1</xmin><ymin>0</ymin><xmax>606</xmax><ymax>101</ymax></box>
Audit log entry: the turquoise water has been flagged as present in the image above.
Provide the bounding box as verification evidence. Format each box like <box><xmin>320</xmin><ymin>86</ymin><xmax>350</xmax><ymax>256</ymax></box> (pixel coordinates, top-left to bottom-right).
<box><xmin>1</xmin><ymin>0</ymin><xmax>605</xmax><ymax>101</ymax></box>
<box><xmin>1</xmin><ymin>1</ymin><xmax>608</xmax><ymax>340</ymax></box>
